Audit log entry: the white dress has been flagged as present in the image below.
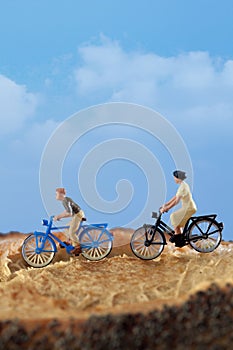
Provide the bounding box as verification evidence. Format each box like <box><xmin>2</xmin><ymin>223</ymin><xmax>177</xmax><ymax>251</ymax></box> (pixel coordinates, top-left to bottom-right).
<box><xmin>170</xmin><ymin>181</ymin><xmax>197</xmax><ymax>228</ymax></box>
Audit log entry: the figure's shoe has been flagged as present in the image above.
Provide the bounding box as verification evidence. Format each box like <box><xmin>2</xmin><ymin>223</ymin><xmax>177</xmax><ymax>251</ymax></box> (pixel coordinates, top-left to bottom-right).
<box><xmin>169</xmin><ymin>235</ymin><xmax>176</xmax><ymax>243</ymax></box>
<box><xmin>70</xmin><ymin>244</ymin><xmax>82</xmax><ymax>256</ymax></box>
<box><xmin>169</xmin><ymin>234</ymin><xmax>185</xmax><ymax>247</ymax></box>
<box><xmin>175</xmin><ymin>241</ymin><xmax>186</xmax><ymax>248</ymax></box>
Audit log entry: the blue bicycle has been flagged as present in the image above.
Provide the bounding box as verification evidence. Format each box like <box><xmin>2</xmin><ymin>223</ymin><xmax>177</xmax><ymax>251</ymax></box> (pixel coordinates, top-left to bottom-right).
<box><xmin>21</xmin><ymin>216</ymin><xmax>114</xmax><ymax>267</ymax></box>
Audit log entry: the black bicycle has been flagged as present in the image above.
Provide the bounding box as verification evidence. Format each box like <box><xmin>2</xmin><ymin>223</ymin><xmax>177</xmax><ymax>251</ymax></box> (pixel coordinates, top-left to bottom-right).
<box><xmin>130</xmin><ymin>210</ymin><xmax>223</xmax><ymax>260</ymax></box>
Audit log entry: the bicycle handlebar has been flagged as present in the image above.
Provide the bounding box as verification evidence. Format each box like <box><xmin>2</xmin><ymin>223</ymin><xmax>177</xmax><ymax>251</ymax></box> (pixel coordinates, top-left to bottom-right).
<box><xmin>41</xmin><ymin>217</ymin><xmax>70</xmax><ymax>232</ymax></box>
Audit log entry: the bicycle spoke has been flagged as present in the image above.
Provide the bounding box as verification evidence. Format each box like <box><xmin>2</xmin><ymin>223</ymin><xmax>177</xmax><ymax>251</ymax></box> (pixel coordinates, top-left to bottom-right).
<box><xmin>130</xmin><ymin>226</ymin><xmax>164</xmax><ymax>260</ymax></box>
<box><xmin>207</xmin><ymin>229</ymin><xmax>219</xmax><ymax>236</ymax></box>
<box><xmin>188</xmin><ymin>219</ymin><xmax>221</xmax><ymax>253</ymax></box>
<box><xmin>193</xmin><ymin>224</ymin><xmax>204</xmax><ymax>235</ymax></box>
<box><xmin>97</xmin><ymin>238</ymin><xmax>112</xmax><ymax>245</ymax></box>
<box><xmin>22</xmin><ymin>234</ymin><xmax>55</xmax><ymax>268</ymax></box>
<box><xmin>30</xmin><ymin>254</ymin><xmax>37</xmax><ymax>263</ymax></box>
<box><xmin>79</xmin><ymin>227</ymin><xmax>112</xmax><ymax>261</ymax></box>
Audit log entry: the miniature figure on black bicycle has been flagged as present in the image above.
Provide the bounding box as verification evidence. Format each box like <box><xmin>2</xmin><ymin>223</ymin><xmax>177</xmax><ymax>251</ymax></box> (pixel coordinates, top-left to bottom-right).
<box><xmin>130</xmin><ymin>170</ymin><xmax>223</xmax><ymax>260</ymax></box>
<box><xmin>160</xmin><ymin>170</ymin><xmax>197</xmax><ymax>247</ymax></box>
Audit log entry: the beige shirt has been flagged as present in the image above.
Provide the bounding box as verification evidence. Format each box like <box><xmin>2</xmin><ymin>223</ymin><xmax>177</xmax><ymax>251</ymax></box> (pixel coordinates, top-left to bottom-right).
<box><xmin>176</xmin><ymin>182</ymin><xmax>197</xmax><ymax>211</ymax></box>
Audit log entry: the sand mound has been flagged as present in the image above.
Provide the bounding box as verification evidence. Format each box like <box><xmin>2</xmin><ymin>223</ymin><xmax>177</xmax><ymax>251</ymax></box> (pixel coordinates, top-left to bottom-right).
<box><xmin>0</xmin><ymin>231</ymin><xmax>233</xmax><ymax>348</ymax></box>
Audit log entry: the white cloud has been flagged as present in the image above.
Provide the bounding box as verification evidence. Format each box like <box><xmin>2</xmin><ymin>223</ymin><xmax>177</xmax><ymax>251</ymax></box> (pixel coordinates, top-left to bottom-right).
<box><xmin>0</xmin><ymin>74</ymin><xmax>39</xmax><ymax>135</ymax></box>
<box><xmin>74</xmin><ymin>38</ymin><xmax>233</xmax><ymax>128</ymax></box>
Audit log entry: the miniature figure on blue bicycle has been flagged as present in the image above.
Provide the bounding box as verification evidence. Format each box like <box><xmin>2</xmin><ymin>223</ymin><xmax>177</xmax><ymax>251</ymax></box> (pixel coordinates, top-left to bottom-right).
<box><xmin>54</xmin><ymin>187</ymin><xmax>85</xmax><ymax>256</ymax></box>
<box><xmin>21</xmin><ymin>214</ymin><xmax>114</xmax><ymax>267</ymax></box>
<box><xmin>160</xmin><ymin>170</ymin><xmax>197</xmax><ymax>247</ymax></box>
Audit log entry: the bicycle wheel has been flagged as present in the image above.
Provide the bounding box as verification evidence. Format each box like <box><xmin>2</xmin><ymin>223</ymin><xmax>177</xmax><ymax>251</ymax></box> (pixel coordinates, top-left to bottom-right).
<box><xmin>130</xmin><ymin>226</ymin><xmax>164</xmax><ymax>260</ymax></box>
<box><xmin>21</xmin><ymin>234</ymin><xmax>56</xmax><ymax>267</ymax></box>
<box><xmin>79</xmin><ymin>227</ymin><xmax>113</xmax><ymax>261</ymax></box>
<box><xmin>187</xmin><ymin>219</ymin><xmax>222</xmax><ymax>253</ymax></box>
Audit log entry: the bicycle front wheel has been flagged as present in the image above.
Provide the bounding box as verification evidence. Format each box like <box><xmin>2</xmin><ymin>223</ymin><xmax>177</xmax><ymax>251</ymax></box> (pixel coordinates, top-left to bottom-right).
<box><xmin>79</xmin><ymin>227</ymin><xmax>113</xmax><ymax>261</ymax></box>
<box><xmin>21</xmin><ymin>234</ymin><xmax>56</xmax><ymax>267</ymax></box>
<box><xmin>187</xmin><ymin>219</ymin><xmax>222</xmax><ymax>253</ymax></box>
<box><xmin>130</xmin><ymin>226</ymin><xmax>164</xmax><ymax>260</ymax></box>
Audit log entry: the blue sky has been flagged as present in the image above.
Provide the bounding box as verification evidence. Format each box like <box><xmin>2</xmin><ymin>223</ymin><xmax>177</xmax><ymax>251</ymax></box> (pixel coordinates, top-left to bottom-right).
<box><xmin>0</xmin><ymin>0</ymin><xmax>233</xmax><ymax>240</ymax></box>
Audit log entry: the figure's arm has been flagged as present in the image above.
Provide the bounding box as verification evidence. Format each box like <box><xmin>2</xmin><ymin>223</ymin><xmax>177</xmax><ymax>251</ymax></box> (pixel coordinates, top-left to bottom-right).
<box><xmin>54</xmin><ymin>210</ymin><xmax>72</xmax><ymax>221</ymax></box>
<box><xmin>161</xmin><ymin>195</ymin><xmax>181</xmax><ymax>213</ymax></box>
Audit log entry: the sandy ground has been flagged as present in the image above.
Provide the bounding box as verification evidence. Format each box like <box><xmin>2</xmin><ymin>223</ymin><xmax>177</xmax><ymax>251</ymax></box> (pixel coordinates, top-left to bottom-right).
<box><xmin>0</xmin><ymin>229</ymin><xmax>233</xmax><ymax>321</ymax></box>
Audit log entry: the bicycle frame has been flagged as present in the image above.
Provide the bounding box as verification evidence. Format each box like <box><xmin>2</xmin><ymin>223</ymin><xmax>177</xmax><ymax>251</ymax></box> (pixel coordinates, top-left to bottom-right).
<box><xmin>33</xmin><ymin>216</ymin><xmax>71</xmax><ymax>254</ymax></box>
<box><xmin>33</xmin><ymin>216</ymin><xmax>112</xmax><ymax>254</ymax></box>
<box><xmin>130</xmin><ymin>209</ymin><xmax>223</xmax><ymax>260</ymax></box>
<box><xmin>144</xmin><ymin>212</ymin><xmax>174</xmax><ymax>246</ymax></box>
<box><xmin>183</xmin><ymin>214</ymin><xmax>223</xmax><ymax>239</ymax></box>
<box><xmin>145</xmin><ymin>212</ymin><xmax>223</xmax><ymax>246</ymax></box>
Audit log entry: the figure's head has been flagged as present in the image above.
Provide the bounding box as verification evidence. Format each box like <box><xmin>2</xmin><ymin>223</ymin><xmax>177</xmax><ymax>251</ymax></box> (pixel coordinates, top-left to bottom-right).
<box><xmin>173</xmin><ymin>170</ymin><xmax>186</xmax><ymax>183</ymax></box>
<box><xmin>56</xmin><ymin>187</ymin><xmax>66</xmax><ymax>200</ymax></box>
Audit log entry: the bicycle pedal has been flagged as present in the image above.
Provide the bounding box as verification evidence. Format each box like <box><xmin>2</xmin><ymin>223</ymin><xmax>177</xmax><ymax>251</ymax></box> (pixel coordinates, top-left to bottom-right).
<box><xmin>59</xmin><ymin>241</ymin><xmax>71</xmax><ymax>248</ymax></box>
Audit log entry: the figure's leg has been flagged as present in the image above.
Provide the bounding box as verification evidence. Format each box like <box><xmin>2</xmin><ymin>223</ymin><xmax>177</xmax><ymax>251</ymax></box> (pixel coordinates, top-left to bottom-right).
<box><xmin>174</xmin><ymin>226</ymin><xmax>182</xmax><ymax>235</ymax></box>
<box><xmin>69</xmin><ymin>214</ymin><xmax>82</xmax><ymax>245</ymax></box>
<box><xmin>66</xmin><ymin>216</ymin><xmax>81</xmax><ymax>255</ymax></box>
<box><xmin>68</xmin><ymin>211</ymin><xmax>85</xmax><ymax>255</ymax></box>
<box><xmin>171</xmin><ymin>209</ymin><xmax>187</xmax><ymax>234</ymax></box>
<box><xmin>170</xmin><ymin>224</ymin><xmax>185</xmax><ymax>245</ymax></box>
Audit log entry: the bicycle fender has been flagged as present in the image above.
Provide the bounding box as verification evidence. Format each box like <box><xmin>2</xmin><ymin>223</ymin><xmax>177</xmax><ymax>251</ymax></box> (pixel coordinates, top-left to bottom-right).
<box><xmin>213</xmin><ymin>220</ymin><xmax>224</xmax><ymax>231</ymax></box>
<box><xmin>92</xmin><ymin>227</ymin><xmax>114</xmax><ymax>241</ymax></box>
<box><xmin>103</xmin><ymin>229</ymin><xmax>114</xmax><ymax>241</ymax></box>
<box><xmin>89</xmin><ymin>223</ymin><xmax>108</xmax><ymax>229</ymax></box>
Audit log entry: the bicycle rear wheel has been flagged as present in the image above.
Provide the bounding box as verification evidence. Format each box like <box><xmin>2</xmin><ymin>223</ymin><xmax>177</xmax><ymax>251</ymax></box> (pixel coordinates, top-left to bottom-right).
<box><xmin>130</xmin><ymin>226</ymin><xmax>164</xmax><ymax>260</ymax></box>
<box><xmin>79</xmin><ymin>227</ymin><xmax>113</xmax><ymax>261</ymax></box>
<box><xmin>187</xmin><ymin>219</ymin><xmax>222</xmax><ymax>253</ymax></box>
<box><xmin>21</xmin><ymin>234</ymin><xmax>56</xmax><ymax>267</ymax></box>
